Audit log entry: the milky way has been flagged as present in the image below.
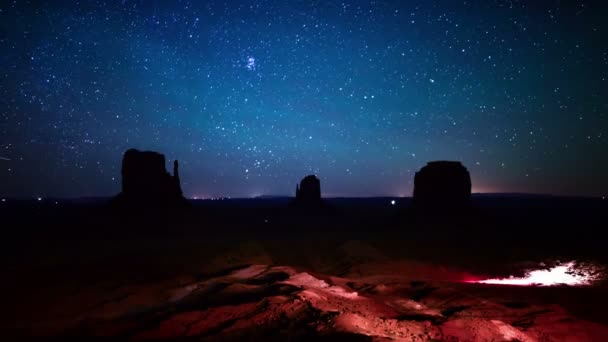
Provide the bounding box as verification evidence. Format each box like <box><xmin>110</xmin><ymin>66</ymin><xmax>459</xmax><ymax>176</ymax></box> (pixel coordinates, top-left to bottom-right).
<box><xmin>1</xmin><ymin>1</ymin><xmax>607</xmax><ymax>198</ymax></box>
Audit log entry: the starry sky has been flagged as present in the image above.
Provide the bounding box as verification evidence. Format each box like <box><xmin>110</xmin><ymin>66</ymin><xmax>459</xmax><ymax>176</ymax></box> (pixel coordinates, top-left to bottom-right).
<box><xmin>1</xmin><ymin>0</ymin><xmax>607</xmax><ymax>198</ymax></box>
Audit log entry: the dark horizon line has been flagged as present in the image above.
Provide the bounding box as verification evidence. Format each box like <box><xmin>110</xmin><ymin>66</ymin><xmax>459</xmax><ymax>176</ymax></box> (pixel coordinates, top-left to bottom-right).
<box><xmin>1</xmin><ymin>192</ymin><xmax>606</xmax><ymax>202</ymax></box>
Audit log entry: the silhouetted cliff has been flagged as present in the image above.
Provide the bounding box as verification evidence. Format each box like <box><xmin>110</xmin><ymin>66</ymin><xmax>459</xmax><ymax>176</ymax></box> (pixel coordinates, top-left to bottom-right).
<box><xmin>296</xmin><ymin>175</ymin><xmax>321</xmax><ymax>202</ymax></box>
<box><xmin>113</xmin><ymin>149</ymin><xmax>185</xmax><ymax>207</ymax></box>
<box><xmin>413</xmin><ymin>161</ymin><xmax>471</xmax><ymax>209</ymax></box>
<box><xmin>291</xmin><ymin>174</ymin><xmax>328</xmax><ymax>211</ymax></box>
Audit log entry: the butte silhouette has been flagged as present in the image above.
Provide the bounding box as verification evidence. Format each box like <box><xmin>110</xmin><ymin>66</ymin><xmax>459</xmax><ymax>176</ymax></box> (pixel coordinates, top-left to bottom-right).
<box><xmin>291</xmin><ymin>174</ymin><xmax>328</xmax><ymax>210</ymax></box>
<box><xmin>413</xmin><ymin>161</ymin><xmax>472</xmax><ymax>209</ymax></box>
<box><xmin>112</xmin><ymin>148</ymin><xmax>185</xmax><ymax>208</ymax></box>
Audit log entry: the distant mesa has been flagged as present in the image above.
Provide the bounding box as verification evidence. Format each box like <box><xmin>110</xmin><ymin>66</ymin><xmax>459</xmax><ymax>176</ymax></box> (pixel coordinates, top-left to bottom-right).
<box><xmin>113</xmin><ymin>148</ymin><xmax>185</xmax><ymax>207</ymax></box>
<box><xmin>296</xmin><ymin>175</ymin><xmax>322</xmax><ymax>202</ymax></box>
<box><xmin>413</xmin><ymin>161</ymin><xmax>471</xmax><ymax>208</ymax></box>
<box><xmin>291</xmin><ymin>174</ymin><xmax>326</xmax><ymax>209</ymax></box>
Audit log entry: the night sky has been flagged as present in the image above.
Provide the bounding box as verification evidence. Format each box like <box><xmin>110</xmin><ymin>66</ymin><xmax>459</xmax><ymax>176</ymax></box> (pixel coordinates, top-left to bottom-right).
<box><xmin>1</xmin><ymin>0</ymin><xmax>607</xmax><ymax>198</ymax></box>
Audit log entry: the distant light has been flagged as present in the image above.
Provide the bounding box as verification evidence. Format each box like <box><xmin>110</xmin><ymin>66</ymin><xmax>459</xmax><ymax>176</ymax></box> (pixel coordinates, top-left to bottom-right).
<box><xmin>390</xmin><ymin>200</ymin><xmax>396</xmax><ymax>205</ymax></box>
<box><xmin>466</xmin><ymin>261</ymin><xmax>602</xmax><ymax>286</ymax></box>
<box><xmin>37</xmin><ymin>197</ymin><xmax>42</xmax><ymax>201</ymax></box>
<box><xmin>1</xmin><ymin>198</ymin><xmax>5</xmax><ymax>202</ymax></box>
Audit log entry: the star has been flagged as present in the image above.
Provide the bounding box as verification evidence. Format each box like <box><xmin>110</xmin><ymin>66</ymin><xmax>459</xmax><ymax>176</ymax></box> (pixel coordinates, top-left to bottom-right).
<box><xmin>246</xmin><ymin>56</ymin><xmax>256</xmax><ymax>71</ymax></box>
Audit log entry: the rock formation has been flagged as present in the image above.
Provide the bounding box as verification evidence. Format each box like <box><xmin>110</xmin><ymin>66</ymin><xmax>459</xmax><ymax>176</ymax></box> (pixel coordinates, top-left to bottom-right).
<box><xmin>295</xmin><ymin>175</ymin><xmax>322</xmax><ymax>203</ymax></box>
<box><xmin>413</xmin><ymin>161</ymin><xmax>471</xmax><ymax>208</ymax></box>
<box><xmin>289</xmin><ymin>174</ymin><xmax>327</xmax><ymax>211</ymax></box>
<box><xmin>114</xmin><ymin>148</ymin><xmax>184</xmax><ymax>207</ymax></box>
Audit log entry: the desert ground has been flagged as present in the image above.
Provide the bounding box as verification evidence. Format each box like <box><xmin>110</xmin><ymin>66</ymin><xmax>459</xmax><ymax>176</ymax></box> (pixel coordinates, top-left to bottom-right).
<box><xmin>2</xmin><ymin>196</ymin><xmax>608</xmax><ymax>341</ymax></box>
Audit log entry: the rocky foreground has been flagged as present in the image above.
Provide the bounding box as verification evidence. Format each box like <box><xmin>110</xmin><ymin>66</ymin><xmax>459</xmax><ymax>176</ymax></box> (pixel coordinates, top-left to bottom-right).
<box><xmin>8</xmin><ymin>254</ymin><xmax>608</xmax><ymax>341</ymax></box>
